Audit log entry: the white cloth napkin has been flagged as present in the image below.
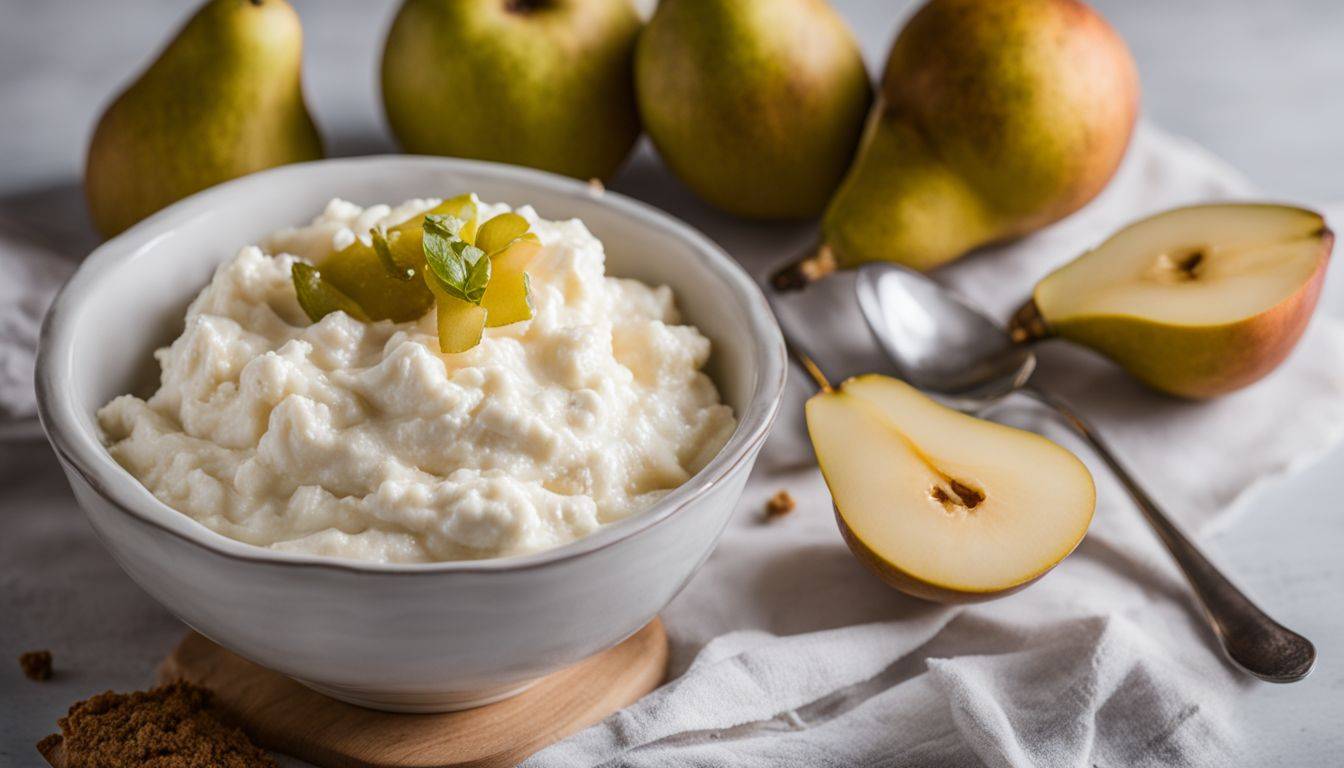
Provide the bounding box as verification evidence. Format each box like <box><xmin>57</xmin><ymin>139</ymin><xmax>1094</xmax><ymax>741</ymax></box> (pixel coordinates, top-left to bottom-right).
<box><xmin>0</xmin><ymin>219</ymin><xmax>74</xmax><ymax>421</ymax></box>
<box><xmin>523</xmin><ymin>124</ymin><xmax>1344</xmax><ymax>767</ymax></box>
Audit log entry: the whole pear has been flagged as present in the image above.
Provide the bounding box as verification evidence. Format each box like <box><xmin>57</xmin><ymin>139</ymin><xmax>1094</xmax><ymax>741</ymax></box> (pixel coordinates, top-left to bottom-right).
<box><xmin>85</xmin><ymin>0</ymin><xmax>323</xmax><ymax>237</ymax></box>
<box><xmin>635</xmin><ymin>0</ymin><xmax>871</xmax><ymax>219</ymax></box>
<box><xmin>813</xmin><ymin>0</ymin><xmax>1138</xmax><ymax>275</ymax></box>
<box><xmin>381</xmin><ymin>0</ymin><xmax>642</xmax><ymax>181</ymax></box>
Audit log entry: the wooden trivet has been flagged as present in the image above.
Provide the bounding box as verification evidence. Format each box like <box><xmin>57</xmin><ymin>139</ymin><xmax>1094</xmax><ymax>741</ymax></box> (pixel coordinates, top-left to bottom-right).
<box><xmin>40</xmin><ymin>620</ymin><xmax>665</xmax><ymax>768</ymax></box>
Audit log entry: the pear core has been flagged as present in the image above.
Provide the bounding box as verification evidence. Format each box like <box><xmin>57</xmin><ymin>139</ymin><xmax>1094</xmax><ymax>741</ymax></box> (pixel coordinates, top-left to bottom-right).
<box><xmin>806</xmin><ymin>375</ymin><xmax>1095</xmax><ymax>601</ymax></box>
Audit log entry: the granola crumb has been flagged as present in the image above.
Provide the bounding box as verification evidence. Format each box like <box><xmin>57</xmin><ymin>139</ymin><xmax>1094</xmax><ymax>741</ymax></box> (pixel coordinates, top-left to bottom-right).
<box><xmin>764</xmin><ymin>489</ymin><xmax>796</xmax><ymax>519</ymax></box>
<box><xmin>36</xmin><ymin>680</ymin><xmax>274</xmax><ymax>768</ymax></box>
<box><xmin>20</xmin><ymin>650</ymin><xmax>53</xmax><ymax>681</ymax></box>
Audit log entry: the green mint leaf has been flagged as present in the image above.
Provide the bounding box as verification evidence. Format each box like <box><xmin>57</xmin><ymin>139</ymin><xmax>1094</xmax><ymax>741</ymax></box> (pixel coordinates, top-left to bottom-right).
<box><xmin>423</xmin><ymin>219</ymin><xmax>467</xmax><ymax>286</ymax></box>
<box><xmin>423</xmin><ymin>216</ymin><xmax>490</xmax><ymax>305</ymax></box>
<box><xmin>462</xmin><ymin>242</ymin><xmax>492</xmax><ymax>302</ymax></box>
<box><xmin>370</xmin><ymin>226</ymin><xmax>415</xmax><ymax>281</ymax></box>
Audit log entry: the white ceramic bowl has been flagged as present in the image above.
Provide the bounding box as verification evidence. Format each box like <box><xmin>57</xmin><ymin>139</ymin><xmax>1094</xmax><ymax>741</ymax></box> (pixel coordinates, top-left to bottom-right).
<box><xmin>36</xmin><ymin>157</ymin><xmax>786</xmax><ymax>712</ymax></box>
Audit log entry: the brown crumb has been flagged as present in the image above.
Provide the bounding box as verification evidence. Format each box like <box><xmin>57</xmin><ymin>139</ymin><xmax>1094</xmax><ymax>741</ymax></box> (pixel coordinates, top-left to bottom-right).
<box><xmin>764</xmin><ymin>489</ymin><xmax>796</xmax><ymax>519</ymax></box>
<box><xmin>587</xmin><ymin>177</ymin><xmax>606</xmax><ymax>194</ymax></box>
<box><xmin>21</xmin><ymin>650</ymin><xmax>53</xmax><ymax>681</ymax></box>
<box><xmin>36</xmin><ymin>680</ymin><xmax>275</xmax><ymax>768</ymax></box>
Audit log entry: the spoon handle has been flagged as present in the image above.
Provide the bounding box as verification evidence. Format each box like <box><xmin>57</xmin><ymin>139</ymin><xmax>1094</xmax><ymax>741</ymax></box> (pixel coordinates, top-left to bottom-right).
<box><xmin>1023</xmin><ymin>385</ymin><xmax>1316</xmax><ymax>683</ymax></box>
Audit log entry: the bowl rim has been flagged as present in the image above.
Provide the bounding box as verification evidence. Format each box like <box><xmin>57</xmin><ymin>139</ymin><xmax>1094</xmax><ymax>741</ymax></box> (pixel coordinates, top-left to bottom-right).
<box><xmin>36</xmin><ymin>155</ymin><xmax>787</xmax><ymax>575</ymax></box>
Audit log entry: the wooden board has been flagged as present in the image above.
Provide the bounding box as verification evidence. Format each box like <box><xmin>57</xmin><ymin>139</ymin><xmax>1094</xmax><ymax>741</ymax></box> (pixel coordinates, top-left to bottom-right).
<box><xmin>150</xmin><ymin>620</ymin><xmax>666</xmax><ymax>768</ymax></box>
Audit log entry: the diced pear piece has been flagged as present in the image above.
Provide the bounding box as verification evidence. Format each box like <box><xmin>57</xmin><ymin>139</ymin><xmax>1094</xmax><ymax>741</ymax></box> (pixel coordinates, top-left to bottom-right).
<box><xmin>436</xmin><ymin>297</ymin><xmax>488</xmax><ymax>353</ymax></box>
<box><xmin>319</xmin><ymin>232</ymin><xmax>433</xmax><ymax>323</ymax></box>
<box><xmin>806</xmin><ymin>375</ymin><xmax>1095</xmax><ymax>603</ymax></box>
<box><xmin>291</xmin><ymin>262</ymin><xmax>370</xmax><ymax>323</ymax></box>
<box><xmin>317</xmin><ymin>237</ymin><xmax>429</xmax><ymax>322</ymax></box>
<box><xmin>481</xmin><ymin>234</ymin><xmax>541</xmax><ymax>327</ymax></box>
<box><xmin>475</xmin><ymin>212</ymin><xmax>531</xmax><ymax>255</ymax></box>
<box><xmin>370</xmin><ymin>226</ymin><xmax>417</xmax><ymax>281</ymax></box>
<box><xmin>1011</xmin><ymin>203</ymin><xmax>1333</xmax><ymax>398</ymax></box>
<box><xmin>426</xmin><ymin>274</ymin><xmax>486</xmax><ymax>354</ymax></box>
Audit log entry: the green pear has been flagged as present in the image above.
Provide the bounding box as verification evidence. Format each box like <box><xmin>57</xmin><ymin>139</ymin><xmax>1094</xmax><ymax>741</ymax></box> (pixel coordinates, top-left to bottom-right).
<box><xmin>779</xmin><ymin>0</ymin><xmax>1138</xmax><ymax>284</ymax></box>
<box><xmin>635</xmin><ymin>0</ymin><xmax>871</xmax><ymax>220</ymax></box>
<box><xmin>381</xmin><ymin>0</ymin><xmax>642</xmax><ymax>181</ymax></box>
<box><xmin>85</xmin><ymin>0</ymin><xmax>323</xmax><ymax>238</ymax></box>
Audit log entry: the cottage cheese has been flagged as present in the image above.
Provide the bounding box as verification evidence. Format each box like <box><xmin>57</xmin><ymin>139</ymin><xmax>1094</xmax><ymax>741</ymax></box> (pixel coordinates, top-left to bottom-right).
<box><xmin>98</xmin><ymin>198</ymin><xmax>736</xmax><ymax>563</ymax></box>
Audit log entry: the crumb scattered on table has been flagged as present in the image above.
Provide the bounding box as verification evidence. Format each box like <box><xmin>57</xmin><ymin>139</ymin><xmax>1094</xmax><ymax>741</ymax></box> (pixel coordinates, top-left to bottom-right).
<box><xmin>20</xmin><ymin>650</ymin><xmax>52</xmax><ymax>681</ymax></box>
<box><xmin>765</xmin><ymin>489</ymin><xmax>796</xmax><ymax>519</ymax></box>
<box><xmin>36</xmin><ymin>680</ymin><xmax>275</xmax><ymax>768</ymax></box>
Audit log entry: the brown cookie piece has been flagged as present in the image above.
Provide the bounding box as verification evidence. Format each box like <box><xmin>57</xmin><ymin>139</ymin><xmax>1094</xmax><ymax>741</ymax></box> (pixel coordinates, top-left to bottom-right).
<box><xmin>36</xmin><ymin>681</ymin><xmax>274</xmax><ymax>768</ymax></box>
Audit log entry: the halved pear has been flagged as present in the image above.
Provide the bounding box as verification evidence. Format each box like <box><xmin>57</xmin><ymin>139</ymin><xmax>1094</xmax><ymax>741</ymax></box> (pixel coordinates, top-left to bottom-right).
<box><xmin>1011</xmin><ymin>204</ymin><xmax>1333</xmax><ymax>398</ymax></box>
<box><xmin>806</xmin><ymin>375</ymin><xmax>1095</xmax><ymax>603</ymax></box>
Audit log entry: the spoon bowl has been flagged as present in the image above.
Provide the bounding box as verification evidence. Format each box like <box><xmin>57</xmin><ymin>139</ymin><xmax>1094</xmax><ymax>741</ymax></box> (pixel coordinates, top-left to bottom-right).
<box><xmin>855</xmin><ymin>263</ymin><xmax>1034</xmax><ymax>410</ymax></box>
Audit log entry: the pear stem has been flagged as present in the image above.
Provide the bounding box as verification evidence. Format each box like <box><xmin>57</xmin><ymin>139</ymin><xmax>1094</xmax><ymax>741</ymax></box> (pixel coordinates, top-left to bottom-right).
<box><xmin>789</xmin><ymin>344</ymin><xmax>833</xmax><ymax>393</ymax></box>
<box><xmin>771</xmin><ymin>243</ymin><xmax>838</xmax><ymax>292</ymax></box>
<box><xmin>1007</xmin><ymin>298</ymin><xmax>1051</xmax><ymax>344</ymax></box>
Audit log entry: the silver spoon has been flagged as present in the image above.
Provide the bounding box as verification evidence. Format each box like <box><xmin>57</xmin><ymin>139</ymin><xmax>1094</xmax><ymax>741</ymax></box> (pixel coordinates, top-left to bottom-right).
<box><xmin>851</xmin><ymin>262</ymin><xmax>1315</xmax><ymax>683</ymax></box>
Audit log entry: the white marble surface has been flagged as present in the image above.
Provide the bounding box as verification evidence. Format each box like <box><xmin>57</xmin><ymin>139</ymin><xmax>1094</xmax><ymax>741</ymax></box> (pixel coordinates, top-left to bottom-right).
<box><xmin>2</xmin><ymin>1</ymin><xmax>1342</xmax><ymax>765</ymax></box>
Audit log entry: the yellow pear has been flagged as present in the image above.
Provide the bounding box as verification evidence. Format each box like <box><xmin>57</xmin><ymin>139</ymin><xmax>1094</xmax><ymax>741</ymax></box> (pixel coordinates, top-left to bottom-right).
<box><xmin>1010</xmin><ymin>203</ymin><xmax>1333</xmax><ymax>398</ymax></box>
<box><xmin>85</xmin><ymin>0</ymin><xmax>323</xmax><ymax>237</ymax></box>
<box><xmin>806</xmin><ymin>375</ymin><xmax>1095</xmax><ymax>603</ymax></box>
<box><xmin>777</xmin><ymin>0</ymin><xmax>1137</xmax><ymax>287</ymax></box>
<box><xmin>381</xmin><ymin>0</ymin><xmax>642</xmax><ymax>181</ymax></box>
<box><xmin>635</xmin><ymin>0</ymin><xmax>872</xmax><ymax>219</ymax></box>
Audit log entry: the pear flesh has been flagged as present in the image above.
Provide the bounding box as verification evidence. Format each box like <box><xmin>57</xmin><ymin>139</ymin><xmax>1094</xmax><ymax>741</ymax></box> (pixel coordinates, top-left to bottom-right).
<box><xmin>381</xmin><ymin>0</ymin><xmax>642</xmax><ymax>181</ymax></box>
<box><xmin>85</xmin><ymin>0</ymin><xmax>323</xmax><ymax>237</ymax></box>
<box><xmin>635</xmin><ymin>0</ymin><xmax>871</xmax><ymax>219</ymax></box>
<box><xmin>1015</xmin><ymin>204</ymin><xmax>1333</xmax><ymax>399</ymax></box>
<box><xmin>806</xmin><ymin>375</ymin><xmax>1095</xmax><ymax>603</ymax></box>
<box><xmin>818</xmin><ymin>0</ymin><xmax>1138</xmax><ymax>273</ymax></box>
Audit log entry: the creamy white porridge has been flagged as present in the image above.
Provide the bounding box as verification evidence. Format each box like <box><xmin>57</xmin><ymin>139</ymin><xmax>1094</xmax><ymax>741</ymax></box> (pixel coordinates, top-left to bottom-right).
<box><xmin>98</xmin><ymin>198</ymin><xmax>736</xmax><ymax>563</ymax></box>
